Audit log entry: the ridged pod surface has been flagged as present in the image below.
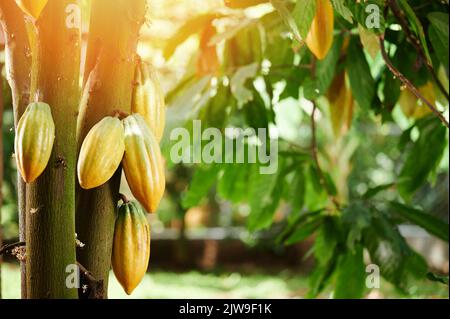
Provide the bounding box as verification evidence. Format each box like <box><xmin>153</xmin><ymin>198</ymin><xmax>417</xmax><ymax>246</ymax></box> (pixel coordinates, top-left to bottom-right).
<box><xmin>15</xmin><ymin>102</ymin><xmax>55</xmax><ymax>183</ymax></box>
<box><xmin>77</xmin><ymin>117</ymin><xmax>125</xmax><ymax>189</ymax></box>
<box><xmin>132</xmin><ymin>59</ymin><xmax>166</xmax><ymax>142</ymax></box>
<box><xmin>305</xmin><ymin>0</ymin><xmax>334</xmax><ymax>60</ymax></box>
<box><xmin>15</xmin><ymin>0</ymin><xmax>48</xmax><ymax>19</ymax></box>
<box><xmin>123</xmin><ymin>114</ymin><xmax>165</xmax><ymax>213</ymax></box>
<box><xmin>399</xmin><ymin>82</ymin><xmax>435</xmax><ymax>119</ymax></box>
<box><xmin>327</xmin><ymin>72</ymin><xmax>354</xmax><ymax>137</ymax></box>
<box><xmin>112</xmin><ymin>201</ymin><xmax>151</xmax><ymax>295</ymax></box>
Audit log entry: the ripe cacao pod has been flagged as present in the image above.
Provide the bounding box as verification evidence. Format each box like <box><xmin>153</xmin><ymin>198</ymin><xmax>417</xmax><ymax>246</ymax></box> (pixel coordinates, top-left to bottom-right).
<box><xmin>77</xmin><ymin>117</ymin><xmax>125</xmax><ymax>189</ymax></box>
<box><xmin>132</xmin><ymin>59</ymin><xmax>166</xmax><ymax>142</ymax></box>
<box><xmin>15</xmin><ymin>0</ymin><xmax>48</xmax><ymax>20</ymax></box>
<box><xmin>15</xmin><ymin>102</ymin><xmax>55</xmax><ymax>183</ymax></box>
<box><xmin>112</xmin><ymin>200</ymin><xmax>151</xmax><ymax>295</ymax></box>
<box><xmin>399</xmin><ymin>82</ymin><xmax>435</xmax><ymax>119</ymax></box>
<box><xmin>305</xmin><ymin>0</ymin><xmax>334</xmax><ymax>60</ymax></box>
<box><xmin>122</xmin><ymin>114</ymin><xmax>165</xmax><ymax>213</ymax></box>
<box><xmin>327</xmin><ymin>72</ymin><xmax>354</xmax><ymax>137</ymax></box>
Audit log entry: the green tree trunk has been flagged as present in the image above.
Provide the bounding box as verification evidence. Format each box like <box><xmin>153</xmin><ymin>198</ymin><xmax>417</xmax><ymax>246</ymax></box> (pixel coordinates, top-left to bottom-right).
<box><xmin>25</xmin><ymin>0</ymin><xmax>80</xmax><ymax>299</ymax></box>
<box><xmin>0</xmin><ymin>0</ymin><xmax>32</xmax><ymax>299</ymax></box>
<box><xmin>75</xmin><ymin>0</ymin><xmax>146</xmax><ymax>298</ymax></box>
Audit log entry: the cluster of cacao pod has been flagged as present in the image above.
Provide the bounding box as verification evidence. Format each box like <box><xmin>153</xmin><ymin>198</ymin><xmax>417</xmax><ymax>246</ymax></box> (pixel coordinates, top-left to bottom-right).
<box><xmin>327</xmin><ymin>72</ymin><xmax>354</xmax><ymax>137</ymax></box>
<box><xmin>399</xmin><ymin>82</ymin><xmax>435</xmax><ymax>119</ymax></box>
<box><xmin>112</xmin><ymin>200</ymin><xmax>151</xmax><ymax>295</ymax></box>
<box><xmin>77</xmin><ymin>58</ymin><xmax>166</xmax><ymax>214</ymax></box>
<box><xmin>15</xmin><ymin>102</ymin><xmax>55</xmax><ymax>183</ymax></box>
<box><xmin>15</xmin><ymin>0</ymin><xmax>48</xmax><ymax>20</ymax></box>
<box><xmin>77</xmin><ymin>58</ymin><xmax>166</xmax><ymax>294</ymax></box>
<box><xmin>305</xmin><ymin>0</ymin><xmax>334</xmax><ymax>60</ymax></box>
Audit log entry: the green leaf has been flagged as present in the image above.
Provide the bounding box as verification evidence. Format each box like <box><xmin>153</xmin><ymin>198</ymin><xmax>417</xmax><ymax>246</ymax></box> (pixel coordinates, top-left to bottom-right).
<box><xmin>347</xmin><ymin>38</ymin><xmax>376</xmax><ymax>110</ymax></box>
<box><xmin>247</xmin><ymin>161</ymin><xmax>283</xmax><ymax>232</ymax></box>
<box><xmin>289</xmin><ymin>167</ymin><xmax>306</xmax><ymax>212</ymax></box>
<box><xmin>397</xmin><ymin>0</ymin><xmax>431</xmax><ymax>64</ymax></box>
<box><xmin>363</xmin><ymin>215</ymin><xmax>428</xmax><ymax>291</ymax></box>
<box><xmin>389</xmin><ymin>202</ymin><xmax>449</xmax><ymax>242</ymax></box>
<box><xmin>314</xmin><ymin>217</ymin><xmax>338</xmax><ymax>265</ymax></box>
<box><xmin>163</xmin><ymin>14</ymin><xmax>219</xmax><ymax>59</ymax></box>
<box><xmin>182</xmin><ymin>165</ymin><xmax>221</xmax><ymax>209</ymax></box>
<box><xmin>342</xmin><ymin>202</ymin><xmax>371</xmax><ymax>251</ymax></box>
<box><xmin>270</xmin><ymin>0</ymin><xmax>301</xmax><ymax>42</ymax></box>
<box><xmin>285</xmin><ymin>217</ymin><xmax>322</xmax><ymax>245</ymax></box>
<box><xmin>334</xmin><ymin>246</ymin><xmax>366</xmax><ymax>299</ymax></box>
<box><xmin>398</xmin><ymin>120</ymin><xmax>447</xmax><ymax>200</ymax></box>
<box><xmin>427</xmin><ymin>272</ymin><xmax>449</xmax><ymax>286</ymax></box>
<box><xmin>331</xmin><ymin>0</ymin><xmax>353</xmax><ymax>23</ymax></box>
<box><xmin>428</xmin><ymin>12</ymin><xmax>449</xmax><ymax>70</ymax></box>
<box><xmin>293</xmin><ymin>0</ymin><xmax>316</xmax><ymax>39</ymax></box>
<box><xmin>315</xmin><ymin>36</ymin><xmax>344</xmax><ymax>95</ymax></box>
<box><xmin>362</xmin><ymin>183</ymin><xmax>395</xmax><ymax>199</ymax></box>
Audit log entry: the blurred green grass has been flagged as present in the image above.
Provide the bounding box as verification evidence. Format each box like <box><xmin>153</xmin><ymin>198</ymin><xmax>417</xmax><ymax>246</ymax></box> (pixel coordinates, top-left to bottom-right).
<box><xmin>1</xmin><ymin>263</ymin><xmax>448</xmax><ymax>299</ymax></box>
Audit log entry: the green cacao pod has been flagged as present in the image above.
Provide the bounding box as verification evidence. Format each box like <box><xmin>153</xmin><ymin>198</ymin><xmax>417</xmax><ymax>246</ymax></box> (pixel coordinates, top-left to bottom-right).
<box><xmin>122</xmin><ymin>114</ymin><xmax>165</xmax><ymax>213</ymax></box>
<box><xmin>132</xmin><ymin>59</ymin><xmax>166</xmax><ymax>142</ymax></box>
<box><xmin>15</xmin><ymin>102</ymin><xmax>55</xmax><ymax>183</ymax></box>
<box><xmin>112</xmin><ymin>200</ymin><xmax>151</xmax><ymax>295</ymax></box>
<box><xmin>77</xmin><ymin>117</ymin><xmax>125</xmax><ymax>189</ymax></box>
<box><xmin>15</xmin><ymin>0</ymin><xmax>48</xmax><ymax>20</ymax></box>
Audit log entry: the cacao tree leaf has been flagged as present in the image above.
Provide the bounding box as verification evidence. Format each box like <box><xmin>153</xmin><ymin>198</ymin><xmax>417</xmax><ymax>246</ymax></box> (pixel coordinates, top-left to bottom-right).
<box><xmin>428</xmin><ymin>12</ymin><xmax>449</xmax><ymax>70</ymax></box>
<box><xmin>345</xmin><ymin>0</ymin><xmax>385</xmax><ymax>34</ymax></box>
<box><xmin>358</xmin><ymin>24</ymin><xmax>380</xmax><ymax>59</ymax></box>
<box><xmin>427</xmin><ymin>272</ymin><xmax>449</xmax><ymax>286</ymax></box>
<box><xmin>331</xmin><ymin>0</ymin><xmax>353</xmax><ymax>23</ymax></box>
<box><xmin>164</xmin><ymin>14</ymin><xmax>220</xmax><ymax>59</ymax></box>
<box><xmin>334</xmin><ymin>245</ymin><xmax>366</xmax><ymax>299</ymax></box>
<box><xmin>397</xmin><ymin>0</ymin><xmax>432</xmax><ymax>64</ymax></box>
<box><xmin>293</xmin><ymin>0</ymin><xmax>316</xmax><ymax>39</ymax></box>
<box><xmin>362</xmin><ymin>182</ymin><xmax>395</xmax><ymax>199</ymax></box>
<box><xmin>347</xmin><ymin>38</ymin><xmax>375</xmax><ymax>110</ymax></box>
<box><xmin>389</xmin><ymin>201</ymin><xmax>449</xmax><ymax>242</ymax></box>
<box><xmin>284</xmin><ymin>217</ymin><xmax>323</xmax><ymax>245</ymax></box>
<box><xmin>182</xmin><ymin>164</ymin><xmax>221</xmax><ymax>209</ymax></box>
<box><xmin>270</xmin><ymin>0</ymin><xmax>301</xmax><ymax>42</ymax></box>
<box><xmin>398</xmin><ymin>119</ymin><xmax>447</xmax><ymax>200</ymax></box>
<box><xmin>363</xmin><ymin>215</ymin><xmax>428</xmax><ymax>292</ymax></box>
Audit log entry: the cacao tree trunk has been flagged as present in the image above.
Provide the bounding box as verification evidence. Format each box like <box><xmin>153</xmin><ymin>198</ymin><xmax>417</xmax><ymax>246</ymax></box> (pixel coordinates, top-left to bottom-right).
<box><xmin>0</xmin><ymin>59</ymin><xmax>3</xmax><ymax>299</ymax></box>
<box><xmin>0</xmin><ymin>0</ymin><xmax>32</xmax><ymax>299</ymax></box>
<box><xmin>76</xmin><ymin>0</ymin><xmax>146</xmax><ymax>298</ymax></box>
<box><xmin>25</xmin><ymin>0</ymin><xmax>80</xmax><ymax>298</ymax></box>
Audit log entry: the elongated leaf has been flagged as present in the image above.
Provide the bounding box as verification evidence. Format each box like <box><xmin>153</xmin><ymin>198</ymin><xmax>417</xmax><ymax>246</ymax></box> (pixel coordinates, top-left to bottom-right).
<box><xmin>293</xmin><ymin>0</ymin><xmax>316</xmax><ymax>39</ymax></box>
<box><xmin>398</xmin><ymin>0</ymin><xmax>431</xmax><ymax>64</ymax></box>
<box><xmin>270</xmin><ymin>0</ymin><xmax>301</xmax><ymax>41</ymax></box>
<box><xmin>390</xmin><ymin>202</ymin><xmax>449</xmax><ymax>242</ymax></box>
<box><xmin>398</xmin><ymin>120</ymin><xmax>447</xmax><ymax>199</ymax></box>
<box><xmin>182</xmin><ymin>165</ymin><xmax>221</xmax><ymax>209</ymax></box>
<box><xmin>347</xmin><ymin>38</ymin><xmax>375</xmax><ymax>110</ymax></box>
<box><xmin>331</xmin><ymin>0</ymin><xmax>353</xmax><ymax>23</ymax></box>
<box><xmin>334</xmin><ymin>246</ymin><xmax>366</xmax><ymax>299</ymax></box>
<box><xmin>428</xmin><ymin>12</ymin><xmax>449</xmax><ymax>70</ymax></box>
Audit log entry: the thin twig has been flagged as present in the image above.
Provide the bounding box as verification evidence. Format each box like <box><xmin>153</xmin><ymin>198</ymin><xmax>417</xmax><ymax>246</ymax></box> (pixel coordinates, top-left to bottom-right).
<box><xmin>310</xmin><ymin>103</ymin><xmax>341</xmax><ymax>210</ymax></box>
<box><xmin>0</xmin><ymin>241</ymin><xmax>25</xmax><ymax>256</ymax></box>
<box><xmin>379</xmin><ymin>35</ymin><xmax>449</xmax><ymax>128</ymax></box>
<box><xmin>77</xmin><ymin>262</ymin><xmax>104</xmax><ymax>299</ymax></box>
<box><xmin>388</xmin><ymin>0</ymin><xmax>449</xmax><ymax>102</ymax></box>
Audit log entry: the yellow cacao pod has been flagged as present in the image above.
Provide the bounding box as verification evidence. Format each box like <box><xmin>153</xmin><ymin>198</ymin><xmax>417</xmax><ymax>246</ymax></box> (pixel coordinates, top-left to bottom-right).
<box><xmin>123</xmin><ymin>114</ymin><xmax>165</xmax><ymax>213</ymax></box>
<box><xmin>327</xmin><ymin>72</ymin><xmax>354</xmax><ymax>137</ymax></box>
<box><xmin>305</xmin><ymin>0</ymin><xmax>334</xmax><ymax>60</ymax></box>
<box><xmin>112</xmin><ymin>200</ymin><xmax>150</xmax><ymax>295</ymax></box>
<box><xmin>15</xmin><ymin>0</ymin><xmax>48</xmax><ymax>20</ymax></box>
<box><xmin>15</xmin><ymin>102</ymin><xmax>55</xmax><ymax>183</ymax></box>
<box><xmin>77</xmin><ymin>117</ymin><xmax>125</xmax><ymax>189</ymax></box>
<box><xmin>132</xmin><ymin>59</ymin><xmax>166</xmax><ymax>142</ymax></box>
<box><xmin>399</xmin><ymin>82</ymin><xmax>435</xmax><ymax>119</ymax></box>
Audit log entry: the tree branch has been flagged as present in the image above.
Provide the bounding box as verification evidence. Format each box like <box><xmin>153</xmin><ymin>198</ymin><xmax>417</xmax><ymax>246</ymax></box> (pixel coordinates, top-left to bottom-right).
<box><xmin>0</xmin><ymin>241</ymin><xmax>26</xmax><ymax>256</ymax></box>
<box><xmin>388</xmin><ymin>0</ymin><xmax>449</xmax><ymax>102</ymax></box>
<box><xmin>77</xmin><ymin>262</ymin><xmax>105</xmax><ymax>299</ymax></box>
<box><xmin>379</xmin><ymin>35</ymin><xmax>449</xmax><ymax>128</ymax></box>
